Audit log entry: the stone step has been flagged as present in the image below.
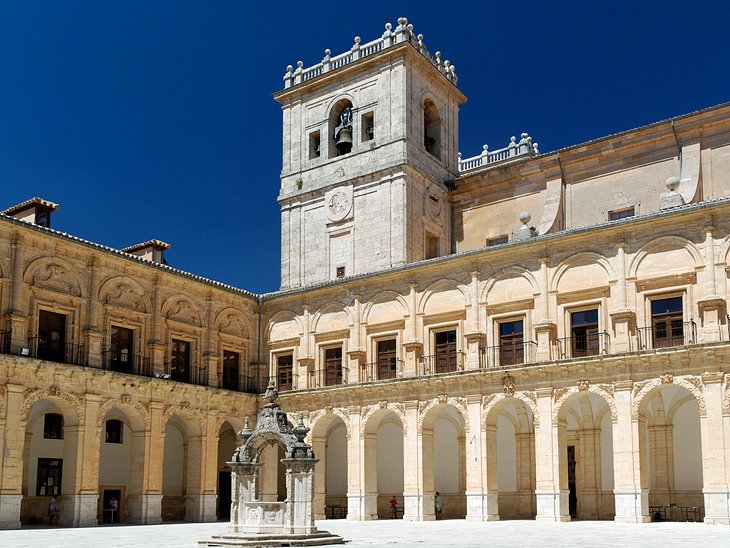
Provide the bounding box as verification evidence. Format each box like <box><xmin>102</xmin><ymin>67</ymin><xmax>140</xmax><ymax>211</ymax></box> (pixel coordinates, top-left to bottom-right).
<box><xmin>198</xmin><ymin>531</ymin><xmax>344</xmax><ymax>547</ymax></box>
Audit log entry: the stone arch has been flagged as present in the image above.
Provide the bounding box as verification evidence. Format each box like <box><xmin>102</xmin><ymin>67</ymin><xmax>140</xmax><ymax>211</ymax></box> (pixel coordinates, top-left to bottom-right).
<box><xmin>215</xmin><ymin>415</ymin><xmax>245</xmax><ymax>437</ymax></box>
<box><xmin>665</xmin><ymin>393</ymin><xmax>696</xmax><ymax>424</ymax></box>
<box><xmin>483</xmin><ymin>391</ymin><xmax>540</xmax><ymax>429</ymax></box>
<box><xmin>310</xmin><ymin>301</ymin><xmax>352</xmax><ymax>334</ymax></box>
<box><xmin>96</xmin><ymin>396</ymin><xmax>150</xmax><ymax>431</ymax></box>
<box><xmin>214</xmin><ymin>307</ymin><xmax>252</xmax><ymax>339</ymax></box>
<box><xmin>481</xmin><ymin>266</ymin><xmax>539</xmax><ymax>305</ymax></box>
<box><xmin>161</xmin><ymin>294</ymin><xmax>203</xmax><ymax>327</ymax></box>
<box><xmin>309</xmin><ymin>407</ymin><xmax>351</xmax><ymax>440</ymax></box>
<box><xmin>418</xmin><ymin>396</ymin><xmax>469</xmax><ymax>433</ymax></box>
<box><xmin>362</xmin><ymin>290</ymin><xmax>409</xmax><ymax>325</ymax></box>
<box><xmin>418</xmin><ymin>279</ymin><xmax>470</xmax><ymax>316</ymax></box>
<box><xmin>98</xmin><ymin>275</ymin><xmax>150</xmax><ymax>313</ymax></box>
<box><xmin>328</xmin><ymin>95</ymin><xmax>355</xmax><ymax>159</ymax></box>
<box><xmin>628</xmin><ymin>235</ymin><xmax>703</xmax><ymax>280</ymax></box>
<box><xmin>21</xmin><ymin>387</ymin><xmax>84</xmax><ymax>426</ymax></box>
<box><xmin>361</xmin><ymin>402</ymin><xmax>407</xmax><ymax>436</ymax></box>
<box><xmin>266</xmin><ymin>310</ymin><xmax>302</xmax><ymax>343</ymax></box>
<box><xmin>634</xmin><ymin>375</ymin><xmax>705</xmax><ymax>418</ymax></box>
<box><xmin>551</xmin><ymin>252</ymin><xmax>615</xmax><ymax>293</ymax></box>
<box><xmin>23</xmin><ymin>256</ymin><xmax>83</xmax><ymax>297</ymax></box>
<box><xmin>553</xmin><ymin>383</ymin><xmax>616</xmax><ymax>424</ymax></box>
<box><xmin>161</xmin><ymin>405</ymin><xmax>205</xmax><ymax>437</ymax></box>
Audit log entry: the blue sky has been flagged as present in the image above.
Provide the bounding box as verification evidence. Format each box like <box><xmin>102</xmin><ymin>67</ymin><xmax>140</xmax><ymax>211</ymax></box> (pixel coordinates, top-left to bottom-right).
<box><xmin>1</xmin><ymin>1</ymin><xmax>729</xmax><ymax>293</ymax></box>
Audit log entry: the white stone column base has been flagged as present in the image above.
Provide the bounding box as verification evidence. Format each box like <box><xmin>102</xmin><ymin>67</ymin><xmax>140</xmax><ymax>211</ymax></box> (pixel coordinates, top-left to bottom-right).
<box><xmin>403</xmin><ymin>492</ymin><xmax>435</xmax><ymax>521</ymax></box>
<box><xmin>535</xmin><ymin>489</ymin><xmax>570</xmax><ymax>522</ymax></box>
<box><xmin>185</xmin><ymin>493</ymin><xmax>218</xmax><ymax>522</ymax></box>
<box><xmin>465</xmin><ymin>491</ymin><xmax>499</xmax><ymax>521</ymax></box>
<box><xmin>59</xmin><ymin>493</ymin><xmax>98</xmax><ymax>527</ymax></box>
<box><xmin>127</xmin><ymin>493</ymin><xmax>163</xmax><ymax>524</ymax></box>
<box><xmin>613</xmin><ymin>490</ymin><xmax>650</xmax><ymax>523</ymax></box>
<box><xmin>703</xmin><ymin>488</ymin><xmax>730</xmax><ymax>525</ymax></box>
<box><xmin>346</xmin><ymin>493</ymin><xmax>377</xmax><ymax>520</ymax></box>
<box><xmin>0</xmin><ymin>494</ymin><xmax>22</xmax><ymax>529</ymax></box>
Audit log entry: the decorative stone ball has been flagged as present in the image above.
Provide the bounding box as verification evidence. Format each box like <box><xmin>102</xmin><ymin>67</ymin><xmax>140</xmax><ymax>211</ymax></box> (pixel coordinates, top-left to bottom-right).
<box><xmin>297</xmin><ymin>60</ymin><xmax>303</xmax><ymax>68</ymax></box>
<box><xmin>398</xmin><ymin>17</ymin><xmax>407</xmax><ymax>25</ymax></box>
<box><xmin>385</xmin><ymin>23</ymin><xmax>392</xmax><ymax>30</ymax></box>
<box><xmin>666</xmin><ymin>176</ymin><xmax>680</xmax><ymax>191</ymax></box>
<box><xmin>519</xmin><ymin>211</ymin><xmax>531</xmax><ymax>225</ymax></box>
<box><xmin>324</xmin><ymin>49</ymin><xmax>331</xmax><ymax>56</ymax></box>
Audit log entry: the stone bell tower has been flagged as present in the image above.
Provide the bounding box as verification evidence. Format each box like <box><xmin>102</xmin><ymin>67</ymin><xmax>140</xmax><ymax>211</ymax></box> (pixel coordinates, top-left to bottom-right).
<box><xmin>274</xmin><ymin>17</ymin><xmax>467</xmax><ymax>289</ymax></box>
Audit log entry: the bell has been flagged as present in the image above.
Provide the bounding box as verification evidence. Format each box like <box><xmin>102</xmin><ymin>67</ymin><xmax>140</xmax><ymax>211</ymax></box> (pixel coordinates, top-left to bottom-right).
<box><xmin>335</xmin><ymin>127</ymin><xmax>353</xmax><ymax>155</ymax></box>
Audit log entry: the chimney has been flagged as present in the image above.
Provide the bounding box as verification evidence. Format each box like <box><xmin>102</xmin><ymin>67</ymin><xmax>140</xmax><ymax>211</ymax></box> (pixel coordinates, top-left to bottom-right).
<box><xmin>2</xmin><ymin>197</ymin><xmax>59</xmax><ymax>228</ymax></box>
<box><xmin>122</xmin><ymin>240</ymin><xmax>171</xmax><ymax>265</ymax></box>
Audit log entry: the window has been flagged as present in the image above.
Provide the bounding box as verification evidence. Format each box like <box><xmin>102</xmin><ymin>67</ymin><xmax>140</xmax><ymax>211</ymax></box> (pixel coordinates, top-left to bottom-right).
<box><xmin>499</xmin><ymin>320</ymin><xmax>524</xmax><ymax>366</ymax></box>
<box><xmin>609</xmin><ymin>207</ymin><xmax>635</xmax><ymax>221</ymax></box>
<box><xmin>309</xmin><ymin>131</ymin><xmax>321</xmax><ymax>159</ymax></box>
<box><xmin>423</xmin><ymin>99</ymin><xmax>441</xmax><ymax>159</ymax></box>
<box><xmin>487</xmin><ymin>235</ymin><xmax>508</xmax><ymax>247</ymax></box>
<box><xmin>324</xmin><ymin>347</ymin><xmax>343</xmax><ymax>386</ymax></box>
<box><xmin>109</xmin><ymin>325</ymin><xmax>134</xmax><ymax>374</ymax></box>
<box><xmin>36</xmin><ymin>458</ymin><xmax>62</xmax><ymax>496</ymax></box>
<box><xmin>330</xmin><ymin>100</ymin><xmax>353</xmax><ymax>158</ymax></box>
<box><xmin>434</xmin><ymin>330</ymin><xmax>458</xmax><ymax>373</ymax></box>
<box><xmin>222</xmin><ymin>350</ymin><xmax>240</xmax><ymax>391</ymax></box>
<box><xmin>361</xmin><ymin>111</ymin><xmax>374</xmax><ymax>142</ymax></box>
<box><xmin>426</xmin><ymin>234</ymin><xmax>440</xmax><ymax>260</ymax></box>
<box><xmin>277</xmin><ymin>354</ymin><xmax>293</xmax><ymax>391</ymax></box>
<box><xmin>37</xmin><ymin>310</ymin><xmax>66</xmax><ymax>363</ymax></box>
<box><xmin>170</xmin><ymin>339</ymin><xmax>191</xmax><ymax>382</ymax></box>
<box><xmin>105</xmin><ymin>419</ymin><xmax>123</xmax><ymax>444</ymax></box>
<box><xmin>43</xmin><ymin>413</ymin><xmax>63</xmax><ymax>440</ymax></box>
<box><xmin>651</xmin><ymin>296</ymin><xmax>684</xmax><ymax>348</ymax></box>
<box><xmin>376</xmin><ymin>339</ymin><xmax>397</xmax><ymax>380</ymax></box>
<box><xmin>336</xmin><ymin>266</ymin><xmax>346</xmax><ymax>278</ymax></box>
<box><xmin>570</xmin><ymin>309</ymin><xmax>599</xmax><ymax>357</ymax></box>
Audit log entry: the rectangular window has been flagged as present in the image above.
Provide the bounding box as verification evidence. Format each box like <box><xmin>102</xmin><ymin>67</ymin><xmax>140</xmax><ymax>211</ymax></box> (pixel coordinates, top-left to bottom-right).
<box><xmin>434</xmin><ymin>330</ymin><xmax>457</xmax><ymax>373</ymax></box>
<box><xmin>43</xmin><ymin>413</ymin><xmax>64</xmax><ymax>440</ymax></box>
<box><xmin>222</xmin><ymin>350</ymin><xmax>240</xmax><ymax>391</ymax></box>
<box><xmin>324</xmin><ymin>347</ymin><xmax>343</xmax><ymax>386</ymax></box>
<box><xmin>105</xmin><ymin>419</ymin><xmax>123</xmax><ymax>444</ymax></box>
<box><xmin>277</xmin><ymin>354</ymin><xmax>293</xmax><ymax>391</ymax></box>
<box><xmin>170</xmin><ymin>339</ymin><xmax>191</xmax><ymax>383</ymax></box>
<box><xmin>336</xmin><ymin>266</ymin><xmax>346</xmax><ymax>278</ymax></box>
<box><xmin>376</xmin><ymin>339</ymin><xmax>397</xmax><ymax>380</ymax></box>
<box><xmin>36</xmin><ymin>458</ymin><xmax>62</xmax><ymax>496</ymax></box>
<box><xmin>309</xmin><ymin>130</ymin><xmax>321</xmax><ymax>159</ymax></box>
<box><xmin>487</xmin><ymin>235</ymin><xmax>509</xmax><ymax>247</ymax></box>
<box><xmin>609</xmin><ymin>207</ymin><xmax>635</xmax><ymax>221</ymax></box>
<box><xmin>37</xmin><ymin>310</ymin><xmax>66</xmax><ymax>363</ymax></box>
<box><xmin>499</xmin><ymin>320</ymin><xmax>524</xmax><ymax>366</ymax></box>
<box><xmin>426</xmin><ymin>234</ymin><xmax>440</xmax><ymax>260</ymax></box>
<box><xmin>109</xmin><ymin>325</ymin><xmax>134</xmax><ymax>374</ymax></box>
<box><xmin>361</xmin><ymin>112</ymin><xmax>374</xmax><ymax>142</ymax></box>
<box><xmin>570</xmin><ymin>309</ymin><xmax>599</xmax><ymax>357</ymax></box>
<box><xmin>651</xmin><ymin>296</ymin><xmax>684</xmax><ymax>348</ymax></box>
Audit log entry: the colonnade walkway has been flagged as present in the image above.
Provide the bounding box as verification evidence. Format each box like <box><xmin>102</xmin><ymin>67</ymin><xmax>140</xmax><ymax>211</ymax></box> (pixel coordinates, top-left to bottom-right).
<box><xmin>2</xmin><ymin>520</ymin><xmax>728</xmax><ymax>547</ymax></box>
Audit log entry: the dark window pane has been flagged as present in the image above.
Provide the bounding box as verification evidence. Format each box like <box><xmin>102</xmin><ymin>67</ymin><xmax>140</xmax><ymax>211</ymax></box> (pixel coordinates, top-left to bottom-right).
<box><xmin>277</xmin><ymin>354</ymin><xmax>293</xmax><ymax>391</ymax></box>
<box><xmin>36</xmin><ymin>458</ymin><xmax>63</xmax><ymax>496</ymax></box>
<box><xmin>105</xmin><ymin>419</ymin><xmax>123</xmax><ymax>444</ymax></box>
<box><xmin>222</xmin><ymin>350</ymin><xmax>240</xmax><ymax>391</ymax></box>
<box><xmin>43</xmin><ymin>413</ymin><xmax>63</xmax><ymax>440</ymax></box>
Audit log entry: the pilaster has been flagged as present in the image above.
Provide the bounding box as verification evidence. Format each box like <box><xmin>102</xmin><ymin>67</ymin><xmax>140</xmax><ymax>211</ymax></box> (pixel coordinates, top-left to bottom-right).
<box><xmin>700</xmin><ymin>373</ymin><xmax>730</xmax><ymax>524</ymax></box>
<box><xmin>534</xmin><ymin>387</ymin><xmax>570</xmax><ymax>521</ymax></box>
<box><xmin>0</xmin><ymin>385</ymin><xmax>25</xmax><ymax>529</ymax></box>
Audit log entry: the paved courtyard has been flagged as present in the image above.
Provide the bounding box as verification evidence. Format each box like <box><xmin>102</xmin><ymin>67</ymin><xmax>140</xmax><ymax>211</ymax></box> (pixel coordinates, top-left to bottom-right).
<box><xmin>0</xmin><ymin>520</ymin><xmax>728</xmax><ymax>547</ymax></box>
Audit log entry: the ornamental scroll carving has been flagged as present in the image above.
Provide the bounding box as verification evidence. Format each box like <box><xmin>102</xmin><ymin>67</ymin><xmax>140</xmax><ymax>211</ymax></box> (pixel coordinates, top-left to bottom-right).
<box><xmin>217</xmin><ymin>313</ymin><xmax>249</xmax><ymax>338</ymax></box>
<box><xmin>102</xmin><ymin>279</ymin><xmax>147</xmax><ymax>312</ymax></box>
<box><xmin>27</xmin><ymin>261</ymin><xmax>82</xmax><ymax>296</ymax></box>
<box><xmin>631</xmin><ymin>375</ymin><xmax>706</xmax><ymax>418</ymax></box>
<box><xmin>161</xmin><ymin>403</ymin><xmax>207</xmax><ymax>436</ymax></box>
<box><xmin>95</xmin><ymin>395</ymin><xmax>150</xmax><ymax>431</ymax></box>
<box><xmin>481</xmin><ymin>391</ymin><xmax>540</xmax><ymax>428</ymax></box>
<box><xmin>165</xmin><ymin>297</ymin><xmax>202</xmax><ymax>326</ymax></box>
<box><xmin>360</xmin><ymin>401</ymin><xmax>407</xmax><ymax>436</ymax></box>
<box><xmin>552</xmin><ymin>383</ymin><xmax>617</xmax><ymax>423</ymax></box>
<box><xmin>0</xmin><ymin>385</ymin><xmax>6</xmax><ymax>420</ymax></box>
<box><xmin>723</xmin><ymin>375</ymin><xmax>730</xmax><ymax>414</ymax></box>
<box><xmin>417</xmin><ymin>396</ymin><xmax>469</xmax><ymax>433</ymax></box>
<box><xmin>307</xmin><ymin>406</ymin><xmax>351</xmax><ymax>440</ymax></box>
<box><xmin>20</xmin><ymin>386</ymin><xmax>84</xmax><ymax>425</ymax></box>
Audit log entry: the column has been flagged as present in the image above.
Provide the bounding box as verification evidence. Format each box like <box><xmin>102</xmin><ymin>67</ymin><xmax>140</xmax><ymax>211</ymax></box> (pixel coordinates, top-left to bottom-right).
<box><xmin>534</xmin><ymin>388</ymin><xmax>569</xmax><ymax>521</ymax></box>
<box><xmin>148</xmin><ymin>277</ymin><xmax>166</xmax><ymax>374</ymax></box>
<box><xmin>534</xmin><ymin>259</ymin><xmax>555</xmax><ymax>362</ymax></box>
<box><xmin>402</xmin><ymin>285</ymin><xmax>422</xmax><ymax>377</ymax></box>
<box><xmin>697</xmin><ymin>227</ymin><xmax>725</xmax><ymax>343</ymax></box>
<box><xmin>464</xmin><ymin>395</ymin><xmax>496</xmax><ymax>520</ymax></box>
<box><xmin>6</xmin><ymin>232</ymin><xmax>27</xmax><ymax>353</ymax></box>
<box><xmin>185</xmin><ymin>415</ymin><xmax>217</xmax><ymax>522</ymax></box>
<box><xmin>464</xmin><ymin>273</ymin><xmax>485</xmax><ymax>370</ymax></box>
<box><xmin>83</xmin><ymin>256</ymin><xmax>103</xmax><ymax>367</ymax></box>
<box><xmin>610</xmin><ymin>242</ymin><xmax>636</xmax><ymax>352</ymax></box>
<box><xmin>403</xmin><ymin>401</ymin><xmax>433</xmax><ymax>520</ymax></box>
<box><xmin>128</xmin><ymin>401</ymin><xmax>164</xmax><ymax>524</ymax></box>
<box><xmin>281</xmin><ymin>458</ymin><xmax>318</xmax><ymax>535</ymax></box>
<box><xmin>311</xmin><ymin>432</ymin><xmax>326</xmax><ymax>520</ymax></box>
<box><xmin>346</xmin><ymin>407</ymin><xmax>366</xmax><ymax>520</ymax></box>
<box><xmin>612</xmin><ymin>381</ymin><xmax>650</xmax><ymax>522</ymax></box>
<box><xmin>0</xmin><ymin>385</ymin><xmax>25</xmax><ymax>529</ymax></box>
<box><xmin>700</xmin><ymin>373</ymin><xmax>730</xmax><ymax>524</ymax></box>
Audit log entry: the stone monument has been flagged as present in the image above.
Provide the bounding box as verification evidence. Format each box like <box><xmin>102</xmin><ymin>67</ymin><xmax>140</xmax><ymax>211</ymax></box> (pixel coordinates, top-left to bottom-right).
<box><xmin>199</xmin><ymin>380</ymin><xmax>343</xmax><ymax>546</ymax></box>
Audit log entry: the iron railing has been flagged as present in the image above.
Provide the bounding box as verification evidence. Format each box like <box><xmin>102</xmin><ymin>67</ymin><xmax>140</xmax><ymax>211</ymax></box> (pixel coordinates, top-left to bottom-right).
<box><xmin>0</xmin><ymin>329</ymin><xmax>11</xmax><ymax>354</ymax></box>
<box><xmin>164</xmin><ymin>361</ymin><xmax>209</xmax><ymax>386</ymax></box>
<box><xmin>480</xmin><ymin>341</ymin><xmax>537</xmax><ymax>368</ymax></box>
<box><xmin>419</xmin><ymin>352</ymin><xmax>465</xmax><ymax>375</ymax></box>
<box><xmin>27</xmin><ymin>335</ymin><xmax>86</xmax><ymax>365</ymax></box>
<box><xmin>308</xmin><ymin>367</ymin><xmax>349</xmax><ymax>388</ymax></box>
<box><xmin>359</xmin><ymin>359</ymin><xmax>404</xmax><ymax>382</ymax></box>
<box><xmin>102</xmin><ymin>350</ymin><xmax>152</xmax><ymax>377</ymax></box>
<box><xmin>636</xmin><ymin>321</ymin><xmax>696</xmax><ymax>350</ymax></box>
<box><xmin>556</xmin><ymin>331</ymin><xmax>610</xmax><ymax>359</ymax></box>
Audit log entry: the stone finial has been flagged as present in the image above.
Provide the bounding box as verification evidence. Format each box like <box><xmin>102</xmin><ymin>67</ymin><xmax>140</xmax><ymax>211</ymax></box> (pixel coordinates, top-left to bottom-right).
<box><xmin>398</xmin><ymin>16</ymin><xmax>408</xmax><ymax>26</ymax></box>
<box><xmin>354</xmin><ymin>36</ymin><xmax>361</xmax><ymax>45</ymax></box>
<box><xmin>481</xmin><ymin>145</ymin><xmax>489</xmax><ymax>156</ymax></box>
<box><xmin>533</xmin><ymin>143</ymin><xmax>540</xmax><ymax>154</ymax></box>
<box><xmin>660</xmin><ymin>176</ymin><xmax>686</xmax><ymax>209</ymax></box>
<box><xmin>519</xmin><ymin>211</ymin><xmax>531</xmax><ymax>225</ymax></box>
<box><xmin>666</xmin><ymin>176</ymin><xmax>680</xmax><ymax>191</ymax></box>
<box><xmin>264</xmin><ymin>377</ymin><xmax>279</xmax><ymax>404</ymax></box>
<box><xmin>324</xmin><ymin>49</ymin><xmax>331</xmax><ymax>58</ymax></box>
<box><xmin>512</xmin><ymin>211</ymin><xmax>538</xmax><ymax>242</ymax></box>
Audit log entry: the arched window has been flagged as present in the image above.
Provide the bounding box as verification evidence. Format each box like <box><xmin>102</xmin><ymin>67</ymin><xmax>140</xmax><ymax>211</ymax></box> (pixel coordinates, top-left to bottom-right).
<box><xmin>329</xmin><ymin>99</ymin><xmax>354</xmax><ymax>158</ymax></box>
<box><xmin>423</xmin><ymin>99</ymin><xmax>441</xmax><ymax>160</ymax></box>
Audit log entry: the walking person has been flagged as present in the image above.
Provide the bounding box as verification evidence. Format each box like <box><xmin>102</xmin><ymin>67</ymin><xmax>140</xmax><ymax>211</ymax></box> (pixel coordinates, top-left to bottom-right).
<box><xmin>390</xmin><ymin>495</ymin><xmax>398</xmax><ymax>519</ymax></box>
<box><xmin>435</xmin><ymin>491</ymin><xmax>442</xmax><ymax>520</ymax></box>
<box><xmin>48</xmin><ymin>496</ymin><xmax>58</xmax><ymax>525</ymax></box>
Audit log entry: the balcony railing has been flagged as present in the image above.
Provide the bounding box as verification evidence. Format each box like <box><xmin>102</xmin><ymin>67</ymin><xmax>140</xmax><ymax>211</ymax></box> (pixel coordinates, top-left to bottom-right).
<box><xmin>480</xmin><ymin>341</ymin><xmax>537</xmax><ymax>368</ymax></box>
<box><xmin>419</xmin><ymin>352</ymin><xmax>465</xmax><ymax>376</ymax></box>
<box><xmin>27</xmin><ymin>335</ymin><xmax>86</xmax><ymax>365</ymax></box>
<box><xmin>308</xmin><ymin>366</ymin><xmax>349</xmax><ymax>388</ymax></box>
<box><xmin>102</xmin><ymin>350</ymin><xmax>152</xmax><ymax>377</ymax></box>
<box><xmin>636</xmin><ymin>321</ymin><xmax>696</xmax><ymax>350</ymax></box>
<box><xmin>164</xmin><ymin>361</ymin><xmax>209</xmax><ymax>386</ymax></box>
<box><xmin>0</xmin><ymin>329</ymin><xmax>11</xmax><ymax>354</ymax></box>
<box><xmin>359</xmin><ymin>359</ymin><xmax>404</xmax><ymax>382</ymax></box>
<box><xmin>556</xmin><ymin>331</ymin><xmax>610</xmax><ymax>359</ymax></box>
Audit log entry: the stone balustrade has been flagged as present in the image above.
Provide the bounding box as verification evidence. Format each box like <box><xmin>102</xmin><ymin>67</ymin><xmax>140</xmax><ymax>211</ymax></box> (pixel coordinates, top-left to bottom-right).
<box><xmin>283</xmin><ymin>17</ymin><xmax>458</xmax><ymax>89</ymax></box>
<box><xmin>458</xmin><ymin>134</ymin><xmax>540</xmax><ymax>172</ymax></box>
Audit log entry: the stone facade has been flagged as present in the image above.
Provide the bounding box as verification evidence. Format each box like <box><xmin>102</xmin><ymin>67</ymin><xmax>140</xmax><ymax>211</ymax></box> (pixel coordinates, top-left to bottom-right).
<box><xmin>1</xmin><ymin>17</ymin><xmax>730</xmax><ymax>531</ymax></box>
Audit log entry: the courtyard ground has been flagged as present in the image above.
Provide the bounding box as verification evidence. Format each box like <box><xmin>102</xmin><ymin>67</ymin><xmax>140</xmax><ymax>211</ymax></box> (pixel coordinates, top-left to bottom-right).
<box><xmin>0</xmin><ymin>519</ymin><xmax>728</xmax><ymax>547</ymax></box>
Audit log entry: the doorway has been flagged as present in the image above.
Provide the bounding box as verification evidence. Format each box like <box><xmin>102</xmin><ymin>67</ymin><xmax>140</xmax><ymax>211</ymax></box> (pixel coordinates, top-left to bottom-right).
<box><xmin>102</xmin><ymin>488</ymin><xmax>122</xmax><ymax>523</ymax></box>
<box><xmin>567</xmin><ymin>445</ymin><xmax>577</xmax><ymax>517</ymax></box>
<box><xmin>218</xmin><ymin>471</ymin><xmax>231</xmax><ymax>521</ymax></box>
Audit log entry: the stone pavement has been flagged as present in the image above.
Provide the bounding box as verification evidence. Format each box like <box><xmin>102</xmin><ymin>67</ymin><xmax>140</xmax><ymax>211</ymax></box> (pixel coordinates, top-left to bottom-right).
<box><xmin>0</xmin><ymin>520</ymin><xmax>728</xmax><ymax>547</ymax></box>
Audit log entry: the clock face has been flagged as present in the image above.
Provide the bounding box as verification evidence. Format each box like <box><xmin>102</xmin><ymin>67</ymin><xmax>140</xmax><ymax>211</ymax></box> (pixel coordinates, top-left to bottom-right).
<box><xmin>327</xmin><ymin>190</ymin><xmax>351</xmax><ymax>222</ymax></box>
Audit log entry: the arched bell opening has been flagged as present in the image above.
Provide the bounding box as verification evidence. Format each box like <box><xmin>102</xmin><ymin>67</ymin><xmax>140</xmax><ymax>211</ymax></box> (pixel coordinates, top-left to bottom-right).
<box><xmin>329</xmin><ymin>99</ymin><xmax>354</xmax><ymax>158</ymax></box>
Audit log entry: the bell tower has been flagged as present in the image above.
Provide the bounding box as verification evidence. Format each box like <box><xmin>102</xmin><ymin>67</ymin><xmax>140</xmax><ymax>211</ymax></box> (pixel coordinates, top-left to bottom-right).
<box><xmin>275</xmin><ymin>17</ymin><xmax>467</xmax><ymax>289</ymax></box>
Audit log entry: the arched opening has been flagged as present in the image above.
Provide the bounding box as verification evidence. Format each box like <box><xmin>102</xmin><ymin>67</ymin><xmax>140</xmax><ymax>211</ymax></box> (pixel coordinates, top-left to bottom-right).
<box><xmin>362</xmin><ymin>410</ymin><xmax>404</xmax><ymax>519</ymax></box>
<box><xmin>423</xmin><ymin>99</ymin><xmax>441</xmax><ymax>160</ymax></box>
<box><xmin>217</xmin><ymin>421</ymin><xmax>239</xmax><ymax>521</ymax></box>
<box><xmin>258</xmin><ymin>442</ymin><xmax>287</xmax><ymax>502</ymax></box>
<box><xmin>557</xmin><ymin>392</ymin><xmax>614</xmax><ymax>520</ymax></box>
<box><xmin>162</xmin><ymin>416</ymin><xmax>187</xmax><ymax>521</ymax></box>
<box><xmin>21</xmin><ymin>399</ymin><xmax>80</xmax><ymax>527</ymax></box>
<box><xmin>485</xmin><ymin>398</ymin><xmax>536</xmax><ymax>520</ymax></box>
<box><xmin>310</xmin><ymin>415</ymin><xmax>348</xmax><ymax>519</ymax></box>
<box><xmin>640</xmin><ymin>385</ymin><xmax>703</xmax><ymax>519</ymax></box>
<box><xmin>329</xmin><ymin>99</ymin><xmax>354</xmax><ymax>158</ymax></box>
<box><xmin>422</xmin><ymin>404</ymin><xmax>466</xmax><ymax>519</ymax></box>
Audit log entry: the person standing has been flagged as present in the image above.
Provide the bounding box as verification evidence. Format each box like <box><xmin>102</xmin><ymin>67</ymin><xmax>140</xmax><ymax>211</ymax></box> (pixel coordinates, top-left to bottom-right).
<box><xmin>48</xmin><ymin>496</ymin><xmax>58</xmax><ymax>525</ymax></box>
<box><xmin>390</xmin><ymin>495</ymin><xmax>398</xmax><ymax>519</ymax></box>
<box><xmin>435</xmin><ymin>492</ymin><xmax>442</xmax><ymax>520</ymax></box>
<box><xmin>109</xmin><ymin>496</ymin><xmax>119</xmax><ymax>523</ymax></box>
